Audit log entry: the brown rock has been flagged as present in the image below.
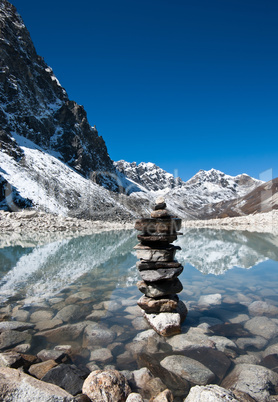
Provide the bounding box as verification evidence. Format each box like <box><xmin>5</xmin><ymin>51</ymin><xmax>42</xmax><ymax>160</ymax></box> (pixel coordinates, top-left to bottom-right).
<box><xmin>151</xmin><ymin>210</ymin><xmax>172</xmax><ymax>219</ymax></box>
<box><xmin>82</xmin><ymin>369</ymin><xmax>131</xmax><ymax>402</ymax></box>
<box><xmin>28</xmin><ymin>359</ymin><xmax>58</xmax><ymax>380</ymax></box>
<box><xmin>134</xmin><ymin>218</ymin><xmax>182</xmax><ymax>234</ymax></box>
<box><xmin>137</xmin><ymin>234</ymin><xmax>178</xmax><ymax>245</ymax></box>
<box><xmin>150</xmin><ymin>388</ymin><xmax>174</xmax><ymax>402</ymax></box>
<box><xmin>134</xmin><ymin>244</ymin><xmax>180</xmax><ymax>262</ymax></box>
<box><xmin>137</xmin><ymin>295</ymin><xmax>179</xmax><ymax>313</ymax></box>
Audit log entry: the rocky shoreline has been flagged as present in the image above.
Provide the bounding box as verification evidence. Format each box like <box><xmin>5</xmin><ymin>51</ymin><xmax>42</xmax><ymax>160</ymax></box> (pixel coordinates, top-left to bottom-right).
<box><xmin>183</xmin><ymin>210</ymin><xmax>278</xmax><ymax>234</ymax></box>
<box><xmin>1</xmin><ymin>209</ymin><xmax>278</xmax><ymax>236</ymax></box>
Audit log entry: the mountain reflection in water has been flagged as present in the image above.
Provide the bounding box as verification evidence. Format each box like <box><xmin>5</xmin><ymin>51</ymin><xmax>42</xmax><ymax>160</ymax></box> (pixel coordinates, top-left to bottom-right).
<box><xmin>0</xmin><ymin>228</ymin><xmax>278</xmax><ymax>304</ymax></box>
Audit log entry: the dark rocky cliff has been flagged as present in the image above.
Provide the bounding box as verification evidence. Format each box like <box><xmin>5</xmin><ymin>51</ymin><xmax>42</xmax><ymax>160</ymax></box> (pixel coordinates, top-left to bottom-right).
<box><xmin>0</xmin><ymin>0</ymin><xmax>117</xmax><ymax>189</ymax></box>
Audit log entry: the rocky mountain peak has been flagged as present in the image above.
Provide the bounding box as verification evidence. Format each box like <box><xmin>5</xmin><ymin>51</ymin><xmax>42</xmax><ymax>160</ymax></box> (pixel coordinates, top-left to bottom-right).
<box><xmin>0</xmin><ymin>0</ymin><xmax>117</xmax><ymax>189</ymax></box>
<box><xmin>114</xmin><ymin>160</ymin><xmax>183</xmax><ymax>191</ymax></box>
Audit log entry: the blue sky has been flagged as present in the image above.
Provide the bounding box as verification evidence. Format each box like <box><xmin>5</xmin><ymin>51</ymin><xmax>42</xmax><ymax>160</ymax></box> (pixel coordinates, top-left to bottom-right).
<box><xmin>12</xmin><ymin>0</ymin><xmax>278</xmax><ymax>181</ymax></box>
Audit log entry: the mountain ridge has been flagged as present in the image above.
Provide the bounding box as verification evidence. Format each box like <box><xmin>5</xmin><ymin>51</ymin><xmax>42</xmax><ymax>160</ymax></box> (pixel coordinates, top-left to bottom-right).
<box><xmin>0</xmin><ymin>0</ymin><xmax>276</xmax><ymax>221</ymax></box>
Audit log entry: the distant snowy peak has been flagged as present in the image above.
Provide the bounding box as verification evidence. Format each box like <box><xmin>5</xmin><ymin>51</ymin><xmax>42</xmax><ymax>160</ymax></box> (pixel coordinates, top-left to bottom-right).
<box><xmin>184</xmin><ymin>168</ymin><xmax>262</xmax><ymax>199</ymax></box>
<box><xmin>114</xmin><ymin>160</ymin><xmax>183</xmax><ymax>191</ymax></box>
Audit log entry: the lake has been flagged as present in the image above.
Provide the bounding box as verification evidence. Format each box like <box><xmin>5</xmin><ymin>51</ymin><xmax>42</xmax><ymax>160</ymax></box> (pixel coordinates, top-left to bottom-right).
<box><xmin>1</xmin><ymin>228</ymin><xmax>278</xmax><ymax>397</ymax></box>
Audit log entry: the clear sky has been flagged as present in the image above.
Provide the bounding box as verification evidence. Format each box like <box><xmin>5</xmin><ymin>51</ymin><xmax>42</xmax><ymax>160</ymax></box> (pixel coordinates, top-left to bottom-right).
<box><xmin>11</xmin><ymin>0</ymin><xmax>278</xmax><ymax>181</ymax></box>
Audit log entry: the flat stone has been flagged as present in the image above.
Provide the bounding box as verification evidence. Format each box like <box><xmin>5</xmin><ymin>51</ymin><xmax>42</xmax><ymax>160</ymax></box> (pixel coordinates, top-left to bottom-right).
<box><xmin>184</xmin><ymin>384</ymin><xmax>239</xmax><ymax>401</ymax></box>
<box><xmin>166</xmin><ymin>327</ymin><xmax>216</xmax><ymax>351</ymax></box>
<box><xmin>199</xmin><ymin>293</ymin><xmax>222</xmax><ymax>305</ymax></box>
<box><xmin>30</xmin><ymin>310</ymin><xmax>54</xmax><ymax>323</ymax></box>
<box><xmin>155</xmin><ymin>196</ymin><xmax>166</xmax><ymax>206</ymax></box>
<box><xmin>236</xmin><ymin>336</ymin><xmax>268</xmax><ymax>350</ymax></box>
<box><xmin>55</xmin><ymin>305</ymin><xmax>81</xmax><ymax>322</ymax></box>
<box><xmin>83</xmin><ymin>323</ymin><xmax>116</xmax><ymax>347</ymax></box>
<box><xmin>36</xmin><ymin>322</ymin><xmax>87</xmax><ymax>344</ymax></box>
<box><xmin>82</xmin><ymin>369</ymin><xmax>131</xmax><ymax>402</ymax></box>
<box><xmin>131</xmin><ymin>316</ymin><xmax>150</xmax><ymax>330</ymax></box>
<box><xmin>41</xmin><ymin>363</ymin><xmax>88</xmax><ymax>396</ymax></box>
<box><xmin>160</xmin><ymin>355</ymin><xmax>215</xmax><ymax>385</ymax></box>
<box><xmin>209</xmin><ymin>335</ymin><xmax>238</xmax><ymax>355</ymax></box>
<box><xmin>137</xmin><ymin>234</ymin><xmax>178</xmax><ymax>245</ymax></box>
<box><xmin>137</xmin><ymin>261</ymin><xmax>182</xmax><ymax>271</ymax></box>
<box><xmin>35</xmin><ymin>318</ymin><xmax>63</xmax><ymax>331</ymax></box>
<box><xmin>176</xmin><ymin>346</ymin><xmax>231</xmax><ymax>382</ymax></box>
<box><xmin>209</xmin><ymin>323</ymin><xmax>250</xmax><ymax>338</ymax></box>
<box><xmin>89</xmin><ymin>348</ymin><xmax>113</xmax><ymax>364</ymax></box>
<box><xmin>135</xmin><ymin>218</ymin><xmax>182</xmax><ymax>234</ymax></box>
<box><xmin>0</xmin><ymin>329</ymin><xmax>32</xmax><ymax>350</ymax></box>
<box><xmin>244</xmin><ymin>316</ymin><xmax>278</xmax><ymax>339</ymax></box>
<box><xmin>248</xmin><ymin>301</ymin><xmax>278</xmax><ymax>317</ymax></box>
<box><xmin>137</xmin><ymin>279</ymin><xmax>183</xmax><ymax>298</ymax></box>
<box><xmin>0</xmin><ymin>321</ymin><xmax>35</xmax><ymax>332</ymax></box>
<box><xmin>29</xmin><ymin>359</ymin><xmax>58</xmax><ymax>380</ymax></box>
<box><xmin>262</xmin><ymin>343</ymin><xmax>278</xmax><ymax>358</ymax></box>
<box><xmin>151</xmin><ymin>210</ymin><xmax>172</xmax><ymax>219</ymax></box>
<box><xmin>0</xmin><ymin>367</ymin><xmax>75</xmax><ymax>401</ymax></box>
<box><xmin>134</xmin><ymin>244</ymin><xmax>180</xmax><ymax>262</ymax></box>
<box><xmin>0</xmin><ymin>352</ymin><xmax>22</xmax><ymax>368</ymax></box>
<box><xmin>144</xmin><ymin>312</ymin><xmax>181</xmax><ymax>336</ymax></box>
<box><xmin>221</xmin><ymin>363</ymin><xmax>278</xmax><ymax>401</ymax></box>
<box><xmin>154</xmin><ymin>202</ymin><xmax>167</xmax><ymax>210</ymax></box>
<box><xmin>137</xmin><ymin>295</ymin><xmax>179</xmax><ymax>313</ymax></box>
<box><xmin>139</xmin><ymin>266</ymin><xmax>183</xmax><ymax>282</ymax></box>
<box><xmin>37</xmin><ymin>349</ymin><xmax>66</xmax><ymax>363</ymax></box>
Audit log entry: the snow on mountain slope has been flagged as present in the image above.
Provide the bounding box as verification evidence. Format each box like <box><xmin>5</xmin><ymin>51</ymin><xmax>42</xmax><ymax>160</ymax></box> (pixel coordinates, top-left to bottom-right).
<box><xmin>0</xmin><ymin>134</ymin><xmax>136</xmax><ymax>220</ymax></box>
<box><xmin>115</xmin><ymin>161</ymin><xmax>263</xmax><ymax>219</ymax></box>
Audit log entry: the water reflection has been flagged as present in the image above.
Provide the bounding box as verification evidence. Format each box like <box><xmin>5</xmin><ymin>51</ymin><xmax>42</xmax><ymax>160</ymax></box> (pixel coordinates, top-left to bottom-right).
<box><xmin>1</xmin><ymin>229</ymin><xmax>278</xmax><ymax>305</ymax></box>
<box><xmin>176</xmin><ymin>229</ymin><xmax>278</xmax><ymax>274</ymax></box>
<box><xmin>0</xmin><ymin>230</ymin><xmax>137</xmax><ymax>304</ymax></box>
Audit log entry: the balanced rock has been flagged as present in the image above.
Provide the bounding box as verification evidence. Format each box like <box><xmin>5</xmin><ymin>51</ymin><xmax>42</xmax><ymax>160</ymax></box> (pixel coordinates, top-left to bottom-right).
<box><xmin>134</xmin><ymin>244</ymin><xmax>179</xmax><ymax>262</ymax></box>
<box><xmin>139</xmin><ymin>266</ymin><xmax>183</xmax><ymax>282</ymax></box>
<box><xmin>134</xmin><ymin>198</ymin><xmax>186</xmax><ymax>336</ymax></box>
<box><xmin>137</xmin><ymin>279</ymin><xmax>183</xmax><ymax>298</ymax></box>
<box><xmin>137</xmin><ymin>295</ymin><xmax>179</xmax><ymax>313</ymax></box>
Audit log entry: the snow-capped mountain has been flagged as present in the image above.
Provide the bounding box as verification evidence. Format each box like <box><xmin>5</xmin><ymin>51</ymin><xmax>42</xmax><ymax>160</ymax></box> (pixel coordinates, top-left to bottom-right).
<box><xmin>117</xmin><ymin>162</ymin><xmax>263</xmax><ymax>219</ymax></box>
<box><xmin>0</xmin><ymin>1</ymin><xmax>273</xmax><ymax>220</ymax></box>
<box><xmin>115</xmin><ymin>160</ymin><xmax>183</xmax><ymax>191</ymax></box>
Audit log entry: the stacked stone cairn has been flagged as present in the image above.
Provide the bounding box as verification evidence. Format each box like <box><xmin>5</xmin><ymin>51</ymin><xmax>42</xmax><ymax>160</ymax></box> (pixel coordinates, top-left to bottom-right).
<box><xmin>134</xmin><ymin>196</ymin><xmax>187</xmax><ymax>336</ymax></box>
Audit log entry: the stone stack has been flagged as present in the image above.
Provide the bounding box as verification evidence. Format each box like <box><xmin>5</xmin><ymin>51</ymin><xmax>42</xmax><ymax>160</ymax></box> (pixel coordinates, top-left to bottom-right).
<box><xmin>134</xmin><ymin>197</ymin><xmax>187</xmax><ymax>336</ymax></box>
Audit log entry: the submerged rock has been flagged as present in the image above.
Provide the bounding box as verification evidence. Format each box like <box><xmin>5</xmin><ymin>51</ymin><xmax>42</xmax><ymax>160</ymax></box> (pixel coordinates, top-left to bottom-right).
<box><xmin>160</xmin><ymin>355</ymin><xmax>215</xmax><ymax>385</ymax></box>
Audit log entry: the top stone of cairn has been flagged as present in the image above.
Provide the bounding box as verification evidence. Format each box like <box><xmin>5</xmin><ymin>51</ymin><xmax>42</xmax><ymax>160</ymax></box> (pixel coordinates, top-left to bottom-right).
<box><xmin>154</xmin><ymin>196</ymin><xmax>167</xmax><ymax>210</ymax></box>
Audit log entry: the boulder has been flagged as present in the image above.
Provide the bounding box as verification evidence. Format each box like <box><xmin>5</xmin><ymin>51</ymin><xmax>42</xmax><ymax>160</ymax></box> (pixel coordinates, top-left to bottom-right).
<box><xmin>83</xmin><ymin>324</ymin><xmax>119</xmax><ymax>348</ymax></box>
<box><xmin>184</xmin><ymin>384</ymin><xmax>239</xmax><ymax>401</ymax></box>
<box><xmin>221</xmin><ymin>363</ymin><xmax>278</xmax><ymax>402</ymax></box>
<box><xmin>82</xmin><ymin>369</ymin><xmax>131</xmax><ymax>402</ymax></box>
<box><xmin>0</xmin><ymin>367</ymin><xmax>75</xmax><ymax>401</ymax></box>
<box><xmin>244</xmin><ymin>316</ymin><xmax>278</xmax><ymax>340</ymax></box>
<box><xmin>41</xmin><ymin>363</ymin><xmax>88</xmax><ymax>396</ymax></box>
<box><xmin>160</xmin><ymin>355</ymin><xmax>215</xmax><ymax>385</ymax></box>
